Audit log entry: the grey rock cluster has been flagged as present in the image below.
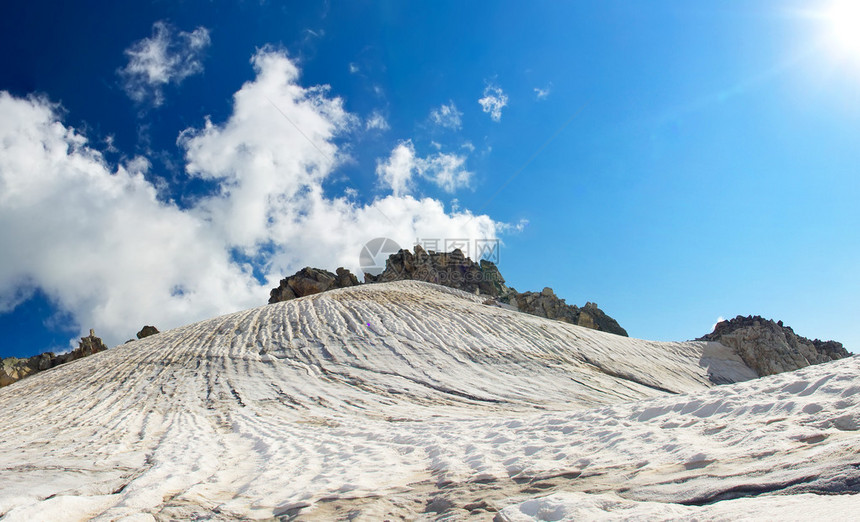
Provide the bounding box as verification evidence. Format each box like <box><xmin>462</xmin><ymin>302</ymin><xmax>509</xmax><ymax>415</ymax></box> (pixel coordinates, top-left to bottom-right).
<box><xmin>698</xmin><ymin>315</ymin><xmax>850</xmax><ymax>377</ymax></box>
<box><xmin>364</xmin><ymin>245</ymin><xmax>509</xmax><ymax>297</ymax></box>
<box><xmin>268</xmin><ymin>246</ymin><xmax>628</xmax><ymax>336</ymax></box>
<box><xmin>268</xmin><ymin>267</ymin><xmax>360</xmax><ymax>304</ymax></box>
<box><xmin>506</xmin><ymin>288</ymin><xmax>629</xmax><ymax>337</ymax></box>
<box><xmin>1</xmin><ymin>329</ymin><xmax>109</xmax><ymax>388</ymax></box>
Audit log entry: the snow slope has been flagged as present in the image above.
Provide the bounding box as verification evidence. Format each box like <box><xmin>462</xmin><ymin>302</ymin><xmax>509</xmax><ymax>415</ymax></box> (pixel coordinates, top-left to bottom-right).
<box><xmin>0</xmin><ymin>281</ymin><xmax>856</xmax><ymax>520</ymax></box>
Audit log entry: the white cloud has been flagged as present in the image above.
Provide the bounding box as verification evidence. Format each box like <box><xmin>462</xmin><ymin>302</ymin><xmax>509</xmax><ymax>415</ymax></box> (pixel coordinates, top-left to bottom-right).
<box><xmin>497</xmin><ymin>219</ymin><xmax>529</xmax><ymax>234</ymax></box>
<box><xmin>348</xmin><ymin>62</ymin><xmax>359</xmax><ymax>74</ymax></box>
<box><xmin>0</xmin><ymin>50</ymin><xmax>500</xmax><ymax>348</ymax></box>
<box><xmin>178</xmin><ymin>48</ymin><xmax>356</xmax><ymax>249</ymax></box>
<box><xmin>478</xmin><ymin>85</ymin><xmax>508</xmax><ymax>122</ymax></box>
<box><xmin>119</xmin><ymin>21</ymin><xmax>211</xmax><ymax>106</ymax></box>
<box><xmin>421</xmin><ymin>152</ymin><xmax>471</xmax><ymax>193</ymax></box>
<box><xmin>534</xmin><ymin>85</ymin><xmax>551</xmax><ymax>100</ymax></box>
<box><xmin>375</xmin><ymin>141</ymin><xmax>416</xmax><ymax>197</ymax></box>
<box><xmin>429</xmin><ymin>102</ymin><xmax>462</xmax><ymax>130</ymax></box>
<box><xmin>0</xmin><ymin>92</ymin><xmax>259</xmax><ymax>347</ymax></box>
<box><xmin>365</xmin><ymin>110</ymin><xmax>389</xmax><ymax>131</ymax></box>
<box><xmin>376</xmin><ymin>140</ymin><xmax>472</xmax><ymax>195</ymax></box>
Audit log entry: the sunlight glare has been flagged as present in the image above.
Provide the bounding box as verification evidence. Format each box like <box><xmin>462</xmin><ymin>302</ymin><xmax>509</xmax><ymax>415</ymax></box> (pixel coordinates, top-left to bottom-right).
<box><xmin>826</xmin><ymin>0</ymin><xmax>860</xmax><ymax>57</ymax></box>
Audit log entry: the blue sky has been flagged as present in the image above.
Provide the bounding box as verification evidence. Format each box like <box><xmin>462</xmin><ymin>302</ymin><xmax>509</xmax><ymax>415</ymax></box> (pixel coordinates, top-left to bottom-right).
<box><xmin>0</xmin><ymin>1</ymin><xmax>857</xmax><ymax>358</ymax></box>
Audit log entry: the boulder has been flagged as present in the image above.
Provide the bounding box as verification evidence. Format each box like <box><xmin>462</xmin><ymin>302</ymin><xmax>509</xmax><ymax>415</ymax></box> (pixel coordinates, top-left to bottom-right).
<box><xmin>269</xmin><ymin>267</ymin><xmax>361</xmax><ymax>304</ymax></box>
<box><xmin>335</xmin><ymin>267</ymin><xmax>360</xmax><ymax>288</ymax></box>
<box><xmin>137</xmin><ymin>325</ymin><xmax>160</xmax><ymax>339</ymax></box>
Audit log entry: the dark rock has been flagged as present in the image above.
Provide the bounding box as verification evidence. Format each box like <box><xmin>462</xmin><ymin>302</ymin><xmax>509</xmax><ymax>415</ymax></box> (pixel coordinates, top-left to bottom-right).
<box><xmin>269</xmin><ymin>282</ymin><xmax>296</xmax><ymax>303</ymax></box>
<box><xmin>425</xmin><ymin>496</ymin><xmax>455</xmax><ymax>514</ymax></box>
<box><xmin>505</xmin><ymin>289</ymin><xmax>628</xmax><ymax>336</ymax></box>
<box><xmin>267</xmin><ymin>248</ymin><xmax>627</xmax><ymax>336</ymax></box>
<box><xmin>137</xmin><ymin>325</ymin><xmax>160</xmax><ymax>339</ymax></box>
<box><xmin>698</xmin><ymin>315</ymin><xmax>850</xmax><ymax>377</ymax></box>
<box><xmin>335</xmin><ymin>267</ymin><xmax>360</xmax><ymax>288</ymax></box>
<box><xmin>268</xmin><ymin>267</ymin><xmax>361</xmax><ymax>304</ymax></box>
<box><xmin>65</xmin><ymin>329</ymin><xmax>109</xmax><ymax>360</ymax></box>
<box><xmin>1</xmin><ymin>329</ymin><xmax>109</xmax><ymax>388</ymax></box>
<box><xmin>365</xmin><ymin>246</ymin><xmax>509</xmax><ymax>298</ymax></box>
<box><xmin>367</xmin><ymin>247</ymin><xmax>626</xmax><ymax>336</ymax></box>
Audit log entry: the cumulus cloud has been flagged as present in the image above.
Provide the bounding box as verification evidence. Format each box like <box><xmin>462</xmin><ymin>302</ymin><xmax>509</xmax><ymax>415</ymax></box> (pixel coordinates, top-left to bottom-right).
<box><xmin>478</xmin><ymin>85</ymin><xmax>508</xmax><ymax>122</ymax></box>
<box><xmin>0</xmin><ymin>91</ymin><xmax>259</xmax><ymax>347</ymax></box>
<box><xmin>429</xmin><ymin>102</ymin><xmax>462</xmax><ymax>130</ymax></box>
<box><xmin>119</xmin><ymin>21</ymin><xmax>211</xmax><ymax>106</ymax></box>
<box><xmin>376</xmin><ymin>141</ymin><xmax>472</xmax><ymax>196</ymax></box>
<box><xmin>375</xmin><ymin>141</ymin><xmax>416</xmax><ymax>197</ymax></box>
<box><xmin>0</xmin><ymin>49</ymin><xmax>499</xmax><ymax>348</ymax></box>
<box><xmin>365</xmin><ymin>110</ymin><xmax>389</xmax><ymax>131</ymax></box>
<box><xmin>421</xmin><ymin>152</ymin><xmax>471</xmax><ymax>193</ymax></box>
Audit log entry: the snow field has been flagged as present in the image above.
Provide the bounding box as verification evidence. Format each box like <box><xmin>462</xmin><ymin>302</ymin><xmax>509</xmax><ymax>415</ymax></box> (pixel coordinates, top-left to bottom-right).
<box><xmin>0</xmin><ymin>281</ymin><xmax>856</xmax><ymax>520</ymax></box>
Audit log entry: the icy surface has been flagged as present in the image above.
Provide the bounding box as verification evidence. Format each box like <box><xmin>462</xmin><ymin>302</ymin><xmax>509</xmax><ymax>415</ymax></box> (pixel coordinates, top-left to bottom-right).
<box><xmin>0</xmin><ymin>281</ymin><xmax>856</xmax><ymax>520</ymax></box>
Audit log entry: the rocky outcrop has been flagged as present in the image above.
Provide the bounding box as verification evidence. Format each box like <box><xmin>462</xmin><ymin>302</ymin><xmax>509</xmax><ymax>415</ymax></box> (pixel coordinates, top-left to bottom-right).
<box><xmin>364</xmin><ymin>246</ymin><xmax>509</xmax><ymax>297</ymax></box>
<box><xmin>269</xmin><ymin>247</ymin><xmax>627</xmax><ymax>336</ymax></box>
<box><xmin>698</xmin><ymin>315</ymin><xmax>850</xmax><ymax>377</ymax></box>
<box><xmin>0</xmin><ymin>329</ymin><xmax>109</xmax><ymax>388</ymax></box>
<box><xmin>268</xmin><ymin>267</ymin><xmax>361</xmax><ymax>304</ymax></box>
<box><xmin>505</xmin><ymin>287</ymin><xmax>628</xmax><ymax>336</ymax></box>
<box><xmin>137</xmin><ymin>325</ymin><xmax>160</xmax><ymax>339</ymax></box>
<box><xmin>364</xmin><ymin>246</ymin><xmax>627</xmax><ymax>336</ymax></box>
<box><xmin>74</xmin><ymin>329</ymin><xmax>109</xmax><ymax>358</ymax></box>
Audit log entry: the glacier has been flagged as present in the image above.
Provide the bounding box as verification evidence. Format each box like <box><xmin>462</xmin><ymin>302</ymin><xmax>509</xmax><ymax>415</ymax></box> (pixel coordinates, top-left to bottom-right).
<box><xmin>0</xmin><ymin>281</ymin><xmax>857</xmax><ymax>520</ymax></box>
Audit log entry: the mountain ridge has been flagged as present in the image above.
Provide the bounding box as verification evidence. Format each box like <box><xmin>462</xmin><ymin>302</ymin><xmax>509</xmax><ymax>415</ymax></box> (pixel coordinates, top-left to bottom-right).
<box><xmin>270</xmin><ymin>246</ymin><xmax>630</xmax><ymax>336</ymax></box>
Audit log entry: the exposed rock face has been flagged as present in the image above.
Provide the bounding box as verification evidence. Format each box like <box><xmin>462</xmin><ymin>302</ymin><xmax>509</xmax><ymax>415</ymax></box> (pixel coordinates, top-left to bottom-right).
<box><xmin>364</xmin><ymin>246</ymin><xmax>509</xmax><ymax>297</ymax></box>
<box><xmin>137</xmin><ymin>325</ymin><xmax>160</xmax><ymax>339</ymax></box>
<box><xmin>269</xmin><ymin>247</ymin><xmax>627</xmax><ymax>336</ymax></box>
<box><xmin>506</xmin><ymin>288</ymin><xmax>628</xmax><ymax>336</ymax></box>
<box><xmin>268</xmin><ymin>267</ymin><xmax>361</xmax><ymax>304</ymax></box>
<box><xmin>364</xmin><ymin>247</ymin><xmax>627</xmax><ymax>336</ymax></box>
<box><xmin>698</xmin><ymin>315</ymin><xmax>850</xmax><ymax>377</ymax></box>
<box><xmin>0</xmin><ymin>329</ymin><xmax>109</xmax><ymax>388</ymax></box>
<box><xmin>75</xmin><ymin>329</ymin><xmax>109</xmax><ymax>358</ymax></box>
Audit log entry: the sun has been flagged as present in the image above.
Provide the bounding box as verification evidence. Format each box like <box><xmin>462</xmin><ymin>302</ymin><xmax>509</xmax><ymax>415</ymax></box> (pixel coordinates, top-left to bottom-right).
<box><xmin>824</xmin><ymin>0</ymin><xmax>860</xmax><ymax>57</ymax></box>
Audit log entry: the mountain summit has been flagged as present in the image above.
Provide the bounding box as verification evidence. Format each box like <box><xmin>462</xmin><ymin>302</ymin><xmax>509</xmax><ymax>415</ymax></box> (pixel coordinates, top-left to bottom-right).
<box><xmin>270</xmin><ymin>246</ymin><xmax>628</xmax><ymax>336</ymax></box>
